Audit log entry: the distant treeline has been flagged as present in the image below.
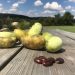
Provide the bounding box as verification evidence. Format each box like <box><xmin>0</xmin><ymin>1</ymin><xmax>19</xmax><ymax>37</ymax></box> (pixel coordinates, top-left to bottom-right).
<box><xmin>0</xmin><ymin>12</ymin><xmax>75</xmax><ymax>29</ymax></box>
<box><xmin>31</xmin><ymin>12</ymin><xmax>75</xmax><ymax>26</ymax></box>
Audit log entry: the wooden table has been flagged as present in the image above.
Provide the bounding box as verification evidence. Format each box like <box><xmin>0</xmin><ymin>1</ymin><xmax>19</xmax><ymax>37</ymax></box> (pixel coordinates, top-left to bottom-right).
<box><xmin>0</xmin><ymin>29</ymin><xmax>75</xmax><ymax>75</ymax></box>
<box><xmin>0</xmin><ymin>45</ymin><xmax>23</xmax><ymax>70</ymax></box>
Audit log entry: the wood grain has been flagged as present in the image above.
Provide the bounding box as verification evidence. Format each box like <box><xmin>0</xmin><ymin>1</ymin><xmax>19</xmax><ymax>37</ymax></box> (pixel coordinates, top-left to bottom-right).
<box><xmin>0</xmin><ymin>45</ymin><xmax>22</xmax><ymax>70</ymax></box>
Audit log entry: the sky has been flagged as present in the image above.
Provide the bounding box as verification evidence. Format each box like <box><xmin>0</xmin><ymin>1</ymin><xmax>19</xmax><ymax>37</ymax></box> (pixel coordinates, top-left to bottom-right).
<box><xmin>0</xmin><ymin>0</ymin><xmax>75</xmax><ymax>17</ymax></box>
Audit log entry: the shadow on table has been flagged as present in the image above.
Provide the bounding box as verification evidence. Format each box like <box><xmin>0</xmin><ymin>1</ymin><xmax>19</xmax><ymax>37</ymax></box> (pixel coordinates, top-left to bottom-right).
<box><xmin>24</xmin><ymin>47</ymin><xmax>66</xmax><ymax>54</ymax></box>
<box><xmin>0</xmin><ymin>44</ymin><xmax>23</xmax><ymax>49</ymax></box>
<box><xmin>47</xmin><ymin>48</ymin><xmax>65</xmax><ymax>54</ymax></box>
<box><xmin>36</xmin><ymin>47</ymin><xmax>65</xmax><ymax>53</ymax></box>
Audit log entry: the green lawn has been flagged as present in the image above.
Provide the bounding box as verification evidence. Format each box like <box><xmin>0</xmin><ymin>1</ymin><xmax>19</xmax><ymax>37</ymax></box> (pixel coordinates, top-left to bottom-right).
<box><xmin>44</xmin><ymin>26</ymin><xmax>75</xmax><ymax>33</ymax></box>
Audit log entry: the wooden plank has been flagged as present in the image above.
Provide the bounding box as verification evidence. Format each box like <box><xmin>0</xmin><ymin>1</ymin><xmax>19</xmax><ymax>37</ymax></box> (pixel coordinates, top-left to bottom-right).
<box><xmin>1</xmin><ymin>30</ymin><xmax>75</xmax><ymax>75</ymax></box>
<box><xmin>1</xmin><ymin>46</ymin><xmax>75</xmax><ymax>75</ymax></box>
<box><xmin>0</xmin><ymin>45</ymin><xmax>23</xmax><ymax>70</ymax></box>
<box><xmin>49</xmin><ymin>30</ymin><xmax>75</xmax><ymax>46</ymax></box>
<box><xmin>1</xmin><ymin>48</ymin><xmax>75</xmax><ymax>75</ymax></box>
<box><xmin>55</xmin><ymin>29</ymin><xmax>75</xmax><ymax>40</ymax></box>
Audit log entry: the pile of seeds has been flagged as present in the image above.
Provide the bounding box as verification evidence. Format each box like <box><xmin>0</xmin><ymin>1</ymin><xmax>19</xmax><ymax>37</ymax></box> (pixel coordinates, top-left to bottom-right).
<box><xmin>34</xmin><ymin>56</ymin><xmax>64</xmax><ymax>67</ymax></box>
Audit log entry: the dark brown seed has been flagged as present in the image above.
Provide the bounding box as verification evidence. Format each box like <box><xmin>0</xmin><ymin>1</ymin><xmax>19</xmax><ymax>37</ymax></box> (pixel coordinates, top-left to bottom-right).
<box><xmin>43</xmin><ymin>59</ymin><xmax>53</xmax><ymax>67</ymax></box>
<box><xmin>34</xmin><ymin>57</ymin><xmax>42</xmax><ymax>64</ymax></box>
<box><xmin>38</xmin><ymin>56</ymin><xmax>47</xmax><ymax>62</ymax></box>
<box><xmin>47</xmin><ymin>57</ymin><xmax>55</xmax><ymax>63</ymax></box>
<box><xmin>56</xmin><ymin>58</ymin><xmax>64</xmax><ymax>64</ymax></box>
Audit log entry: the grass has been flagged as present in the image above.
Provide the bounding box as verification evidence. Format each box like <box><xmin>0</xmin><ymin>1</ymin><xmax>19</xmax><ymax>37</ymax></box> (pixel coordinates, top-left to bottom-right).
<box><xmin>44</xmin><ymin>26</ymin><xmax>75</xmax><ymax>33</ymax></box>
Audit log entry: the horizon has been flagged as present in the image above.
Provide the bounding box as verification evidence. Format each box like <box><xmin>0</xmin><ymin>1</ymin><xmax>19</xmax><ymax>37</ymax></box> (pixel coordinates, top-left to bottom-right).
<box><xmin>0</xmin><ymin>0</ymin><xmax>75</xmax><ymax>17</ymax></box>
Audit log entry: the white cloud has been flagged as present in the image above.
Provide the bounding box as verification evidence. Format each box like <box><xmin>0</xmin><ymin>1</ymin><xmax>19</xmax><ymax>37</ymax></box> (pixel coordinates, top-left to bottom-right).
<box><xmin>8</xmin><ymin>0</ymin><xmax>26</xmax><ymax>13</ymax></box>
<box><xmin>0</xmin><ymin>3</ymin><xmax>9</xmax><ymax>13</ymax></box>
<box><xmin>39</xmin><ymin>10</ymin><xmax>57</xmax><ymax>17</ymax></box>
<box><xmin>0</xmin><ymin>8</ymin><xmax>3</xmax><ymax>12</ymax></box>
<box><xmin>34</xmin><ymin>0</ymin><xmax>43</xmax><ymax>6</ymax></box>
<box><xmin>72</xmin><ymin>9</ymin><xmax>75</xmax><ymax>12</ymax></box>
<box><xmin>42</xmin><ymin>10</ymin><xmax>56</xmax><ymax>14</ymax></box>
<box><xmin>0</xmin><ymin>3</ymin><xmax>4</xmax><ymax>12</ymax></box>
<box><xmin>9</xmin><ymin>3</ymin><xmax>19</xmax><ymax>12</ymax></box>
<box><xmin>44</xmin><ymin>2</ymin><xmax>50</xmax><ymax>9</ymax></box>
<box><xmin>64</xmin><ymin>5</ymin><xmax>75</xmax><ymax>13</ymax></box>
<box><xmin>0</xmin><ymin>0</ymin><xmax>26</xmax><ymax>14</ymax></box>
<box><xmin>7</xmin><ymin>0</ymin><xmax>11</xmax><ymax>3</ymax></box>
<box><xmin>65</xmin><ymin>5</ymin><xmax>75</xmax><ymax>14</ymax></box>
<box><xmin>18</xmin><ymin>0</ymin><xmax>27</xmax><ymax>4</ymax></box>
<box><xmin>69</xmin><ymin>0</ymin><xmax>75</xmax><ymax>2</ymax></box>
<box><xmin>59</xmin><ymin>9</ymin><xmax>66</xmax><ymax>14</ymax></box>
<box><xmin>43</xmin><ymin>10</ymin><xmax>52</xmax><ymax>14</ymax></box>
<box><xmin>41</xmin><ymin>12</ymin><xmax>55</xmax><ymax>17</ymax></box>
<box><xmin>74</xmin><ymin>16</ymin><xmax>75</xmax><ymax>19</ymax></box>
<box><xmin>9</xmin><ymin>8</ymin><xmax>18</xmax><ymax>12</ymax></box>
<box><xmin>25</xmin><ymin>10</ymin><xmax>38</xmax><ymax>17</ymax></box>
<box><xmin>43</xmin><ymin>2</ymin><xmax>66</xmax><ymax>15</ymax></box>
<box><xmin>12</xmin><ymin>3</ymin><xmax>19</xmax><ymax>8</ymax></box>
<box><xmin>44</xmin><ymin>2</ymin><xmax>63</xmax><ymax>10</ymax></box>
<box><xmin>25</xmin><ymin>10</ymin><xmax>57</xmax><ymax>17</ymax></box>
<box><xmin>65</xmin><ymin>5</ymin><xmax>72</xmax><ymax>10</ymax></box>
<box><xmin>0</xmin><ymin>4</ymin><xmax>2</xmax><ymax>7</ymax></box>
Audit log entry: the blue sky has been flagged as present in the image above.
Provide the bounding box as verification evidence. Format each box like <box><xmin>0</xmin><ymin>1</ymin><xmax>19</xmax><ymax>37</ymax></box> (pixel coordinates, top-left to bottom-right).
<box><xmin>0</xmin><ymin>0</ymin><xmax>75</xmax><ymax>17</ymax></box>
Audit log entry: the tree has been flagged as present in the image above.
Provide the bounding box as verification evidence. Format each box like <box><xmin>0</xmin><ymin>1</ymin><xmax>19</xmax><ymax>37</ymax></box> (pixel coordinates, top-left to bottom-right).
<box><xmin>62</xmin><ymin>12</ymin><xmax>74</xmax><ymax>25</ymax></box>
<box><xmin>18</xmin><ymin>20</ymin><xmax>30</xmax><ymax>29</ymax></box>
<box><xmin>54</xmin><ymin>13</ymin><xmax>61</xmax><ymax>25</ymax></box>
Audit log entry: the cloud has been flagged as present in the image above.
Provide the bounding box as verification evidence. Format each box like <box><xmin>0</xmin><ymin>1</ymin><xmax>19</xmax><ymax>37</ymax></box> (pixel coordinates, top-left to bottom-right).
<box><xmin>34</xmin><ymin>0</ymin><xmax>43</xmax><ymax>6</ymax></box>
<box><xmin>7</xmin><ymin>0</ymin><xmax>11</xmax><ymax>3</ymax></box>
<box><xmin>0</xmin><ymin>3</ymin><xmax>9</xmax><ymax>13</ymax></box>
<box><xmin>0</xmin><ymin>0</ymin><xmax>26</xmax><ymax>14</ymax></box>
<box><xmin>65</xmin><ymin>5</ymin><xmax>75</xmax><ymax>13</ymax></box>
<box><xmin>43</xmin><ymin>1</ymin><xmax>66</xmax><ymax>15</ymax></box>
<box><xmin>12</xmin><ymin>3</ymin><xmax>19</xmax><ymax>8</ymax></box>
<box><xmin>9</xmin><ymin>3</ymin><xmax>19</xmax><ymax>12</ymax></box>
<box><xmin>0</xmin><ymin>3</ymin><xmax>3</xmax><ymax>7</ymax></box>
<box><xmin>25</xmin><ymin>10</ymin><xmax>38</xmax><ymax>17</ymax></box>
<box><xmin>74</xmin><ymin>16</ymin><xmax>75</xmax><ymax>19</ymax></box>
<box><xmin>44</xmin><ymin>2</ymin><xmax>50</xmax><ymax>9</ymax></box>
<box><xmin>72</xmin><ymin>9</ymin><xmax>75</xmax><ymax>12</ymax></box>
<box><xmin>9</xmin><ymin>0</ymin><xmax>26</xmax><ymax>13</ymax></box>
<box><xmin>41</xmin><ymin>11</ymin><xmax>55</xmax><ymax>17</ymax></box>
<box><xmin>25</xmin><ymin>9</ymin><xmax>57</xmax><ymax>17</ymax></box>
<box><xmin>43</xmin><ymin>10</ymin><xmax>52</xmax><ymax>14</ymax></box>
<box><xmin>0</xmin><ymin>3</ymin><xmax>4</xmax><ymax>12</ymax></box>
<box><xmin>44</xmin><ymin>2</ymin><xmax>63</xmax><ymax>10</ymax></box>
<box><xmin>17</xmin><ymin>0</ymin><xmax>27</xmax><ymax>4</ymax></box>
<box><xmin>42</xmin><ymin>10</ymin><xmax>56</xmax><ymax>14</ymax></box>
<box><xmin>65</xmin><ymin>5</ymin><xmax>72</xmax><ymax>10</ymax></box>
<box><xmin>59</xmin><ymin>9</ymin><xmax>66</xmax><ymax>14</ymax></box>
<box><xmin>69</xmin><ymin>0</ymin><xmax>75</xmax><ymax>2</ymax></box>
<box><xmin>41</xmin><ymin>10</ymin><xmax>56</xmax><ymax>17</ymax></box>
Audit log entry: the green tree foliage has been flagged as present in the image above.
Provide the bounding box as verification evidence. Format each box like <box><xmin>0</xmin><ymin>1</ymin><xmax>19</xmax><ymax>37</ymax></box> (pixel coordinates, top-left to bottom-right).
<box><xmin>18</xmin><ymin>20</ymin><xmax>30</xmax><ymax>29</ymax></box>
<box><xmin>34</xmin><ymin>12</ymin><xmax>74</xmax><ymax>26</ymax></box>
<box><xmin>54</xmin><ymin>13</ymin><xmax>61</xmax><ymax>25</ymax></box>
<box><xmin>0</xmin><ymin>11</ymin><xmax>74</xmax><ymax>30</ymax></box>
<box><xmin>62</xmin><ymin>12</ymin><xmax>74</xmax><ymax>25</ymax></box>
